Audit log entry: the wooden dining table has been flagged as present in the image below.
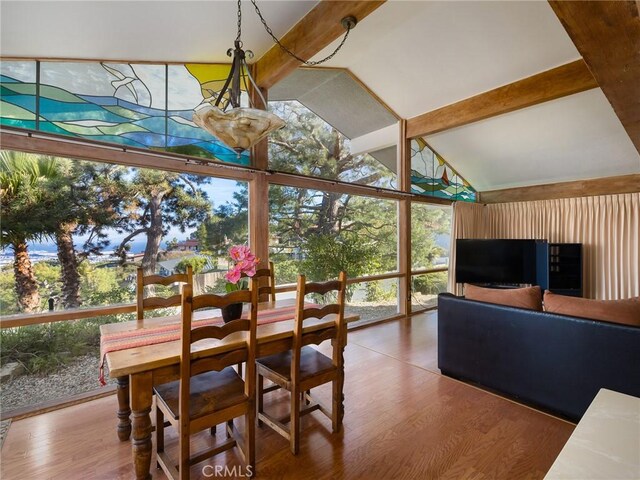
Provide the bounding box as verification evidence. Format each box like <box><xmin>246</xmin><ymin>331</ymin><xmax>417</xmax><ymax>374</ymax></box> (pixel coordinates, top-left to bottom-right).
<box><xmin>102</xmin><ymin>299</ymin><xmax>357</xmax><ymax>480</ymax></box>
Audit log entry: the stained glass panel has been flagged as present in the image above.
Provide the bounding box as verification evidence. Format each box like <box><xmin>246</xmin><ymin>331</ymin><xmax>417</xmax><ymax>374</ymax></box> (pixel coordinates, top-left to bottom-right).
<box><xmin>410</xmin><ymin>138</ymin><xmax>476</xmax><ymax>202</ymax></box>
<box><xmin>0</xmin><ymin>61</ymin><xmax>37</xmax><ymax>130</ymax></box>
<box><xmin>167</xmin><ymin>64</ymin><xmax>248</xmax><ymax>165</ymax></box>
<box><xmin>0</xmin><ymin>60</ymin><xmax>249</xmax><ymax>165</ymax></box>
<box><xmin>37</xmin><ymin>62</ymin><xmax>165</xmax><ymax>148</ymax></box>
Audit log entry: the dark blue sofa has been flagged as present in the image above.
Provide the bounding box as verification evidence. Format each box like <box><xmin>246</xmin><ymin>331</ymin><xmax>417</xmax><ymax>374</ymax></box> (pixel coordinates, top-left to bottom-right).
<box><xmin>437</xmin><ymin>293</ymin><xmax>640</xmax><ymax>421</ymax></box>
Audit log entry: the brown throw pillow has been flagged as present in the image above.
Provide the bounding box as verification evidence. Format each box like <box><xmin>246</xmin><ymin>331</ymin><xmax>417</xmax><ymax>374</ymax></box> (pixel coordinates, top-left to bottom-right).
<box><xmin>543</xmin><ymin>291</ymin><xmax>640</xmax><ymax>327</ymax></box>
<box><xmin>464</xmin><ymin>284</ymin><xmax>543</xmax><ymax>311</ymax></box>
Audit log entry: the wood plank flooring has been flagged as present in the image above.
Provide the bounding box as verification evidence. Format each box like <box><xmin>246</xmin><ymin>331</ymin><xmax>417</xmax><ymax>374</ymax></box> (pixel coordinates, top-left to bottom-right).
<box><xmin>1</xmin><ymin>312</ymin><xmax>574</xmax><ymax>479</ymax></box>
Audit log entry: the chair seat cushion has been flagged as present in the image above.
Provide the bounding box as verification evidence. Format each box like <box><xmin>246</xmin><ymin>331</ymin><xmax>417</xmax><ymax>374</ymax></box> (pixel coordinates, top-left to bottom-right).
<box><xmin>256</xmin><ymin>345</ymin><xmax>335</xmax><ymax>381</ymax></box>
<box><xmin>154</xmin><ymin>367</ymin><xmax>246</xmax><ymax>420</ymax></box>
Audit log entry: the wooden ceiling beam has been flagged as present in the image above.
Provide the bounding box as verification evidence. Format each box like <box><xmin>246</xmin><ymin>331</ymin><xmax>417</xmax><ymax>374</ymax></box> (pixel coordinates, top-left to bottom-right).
<box><xmin>254</xmin><ymin>1</ymin><xmax>385</xmax><ymax>90</ymax></box>
<box><xmin>549</xmin><ymin>1</ymin><xmax>640</xmax><ymax>154</ymax></box>
<box><xmin>406</xmin><ymin>59</ymin><xmax>597</xmax><ymax>139</ymax></box>
<box><xmin>478</xmin><ymin>174</ymin><xmax>640</xmax><ymax>203</ymax></box>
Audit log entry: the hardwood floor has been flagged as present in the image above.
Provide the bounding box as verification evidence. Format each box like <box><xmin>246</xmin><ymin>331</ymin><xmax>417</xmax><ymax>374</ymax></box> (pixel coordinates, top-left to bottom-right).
<box><xmin>0</xmin><ymin>312</ymin><xmax>574</xmax><ymax>479</ymax></box>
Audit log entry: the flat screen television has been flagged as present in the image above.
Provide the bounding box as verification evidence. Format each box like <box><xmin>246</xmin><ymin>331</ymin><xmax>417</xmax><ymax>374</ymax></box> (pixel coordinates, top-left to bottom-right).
<box><xmin>455</xmin><ymin>239</ymin><xmax>540</xmax><ymax>284</ymax></box>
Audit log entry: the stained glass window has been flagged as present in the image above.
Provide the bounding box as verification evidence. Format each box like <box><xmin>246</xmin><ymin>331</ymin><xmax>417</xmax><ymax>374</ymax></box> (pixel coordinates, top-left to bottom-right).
<box><xmin>410</xmin><ymin>138</ymin><xmax>476</xmax><ymax>202</ymax></box>
<box><xmin>0</xmin><ymin>61</ymin><xmax>37</xmax><ymax>130</ymax></box>
<box><xmin>167</xmin><ymin>64</ymin><xmax>248</xmax><ymax>164</ymax></box>
<box><xmin>0</xmin><ymin>60</ymin><xmax>249</xmax><ymax>165</ymax></box>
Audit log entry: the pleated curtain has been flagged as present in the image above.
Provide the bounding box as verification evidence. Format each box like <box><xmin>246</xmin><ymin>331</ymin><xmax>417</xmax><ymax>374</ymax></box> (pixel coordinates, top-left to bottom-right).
<box><xmin>447</xmin><ymin>201</ymin><xmax>489</xmax><ymax>295</ymax></box>
<box><xmin>448</xmin><ymin>193</ymin><xmax>639</xmax><ymax>299</ymax></box>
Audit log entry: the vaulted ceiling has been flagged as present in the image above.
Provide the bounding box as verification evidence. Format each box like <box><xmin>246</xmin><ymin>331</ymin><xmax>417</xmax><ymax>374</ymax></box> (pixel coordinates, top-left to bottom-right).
<box><xmin>1</xmin><ymin>0</ymin><xmax>639</xmax><ymax>192</ymax></box>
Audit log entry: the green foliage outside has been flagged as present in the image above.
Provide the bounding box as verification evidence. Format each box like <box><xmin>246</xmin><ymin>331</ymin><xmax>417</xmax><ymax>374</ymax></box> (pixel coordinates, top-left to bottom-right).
<box><xmin>365</xmin><ymin>281</ymin><xmax>397</xmax><ymax>302</ymax></box>
<box><xmin>0</xmin><ymin>261</ymin><xmax>136</xmax><ymax>315</ymax></box>
<box><xmin>413</xmin><ymin>271</ymin><xmax>448</xmax><ymax>296</ymax></box>
<box><xmin>411</xmin><ymin>203</ymin><xmax>451</xmax><ymax>269</ymax></box>
<box><xmin>269</xmin><ymin>257</ymin><xmax>301</xmax><ymax>285</ymax></box>
<box><xmin>115</xmin><ymin>168</ymin><xmax>212</xmax><ymax>275</ymax></box>
<box><xmin>175</xmin><ymin>256</ymin><xmax>208</xmax><ymax>274</ymax></box>
<box><xmin>301</xmin><ymin>234</ymin><xmax>379</xmax><ymax>301</ymax></box>
<box><xmin>0</xmin><ymin>312</ymin><xmax>134</xmax><ymax>374</ymax></box>
<box><xmin>80</xmin><ymin>263</ymin><xmax>136</xmax><ymax>306</ymax></box>
<box><xmin>0</xmin><ymin>267</ymin><xmax>18</xmax><ymax>313</ymax></box>
<box><xmin>0</xmin><ymin>262</ymin><xmax>138</xmax><ymax>372</ymax></box>
<box><xmin>265</xmin><ymin>101</ymin><xmax>400</xmax><ymax>290</ymax></box>
<box><xmin>196</xmin><ymin>184</ymin><xmax>248</xmax><ymax>257</ymax></box>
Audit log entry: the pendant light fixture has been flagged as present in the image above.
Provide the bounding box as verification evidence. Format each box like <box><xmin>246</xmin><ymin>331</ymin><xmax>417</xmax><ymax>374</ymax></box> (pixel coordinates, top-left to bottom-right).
<box><xmin>193</xmin><ymin>0</ymin><xmax>357</xmax><ymax>154</ymax></box>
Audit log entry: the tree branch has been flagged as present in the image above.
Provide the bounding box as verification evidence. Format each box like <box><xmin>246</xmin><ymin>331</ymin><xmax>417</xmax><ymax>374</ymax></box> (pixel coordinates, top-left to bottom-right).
<box><xmin>310</xmin><ymin>133</ymin><xmax>331</xmax><ymax>155</ymax></box>
<box><xmin>270</xmin><ymin>139</ymin><xmax>301</xmax><ymax>156</ymax></box>
<box><xmin>116</xmin><ymin>228</ymin><xmax>147</xmax><ymax>254</ymax></box>
<box><xmin>180</xmin><ymin>176</ymin><xmax>198</xmax><ymax>195</ymax></box>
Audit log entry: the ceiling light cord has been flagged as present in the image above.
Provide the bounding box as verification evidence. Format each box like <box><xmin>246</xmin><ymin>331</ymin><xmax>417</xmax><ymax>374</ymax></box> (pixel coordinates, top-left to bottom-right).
<box><xmin>250</xmin><ymin>0</ymin><xmax>357</xmax><ymax>66</ymax></box>
<box><xmin>236</xmin><ymin>0</ymin><xmax>243</xmax><ymax>45</ymax></box>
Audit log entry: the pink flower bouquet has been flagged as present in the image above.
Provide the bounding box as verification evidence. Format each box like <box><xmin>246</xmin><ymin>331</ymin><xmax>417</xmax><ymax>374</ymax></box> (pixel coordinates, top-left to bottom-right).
<box><xmin>224</xmin><ymin>245</ymin><xmax>259</xmax><ymax>292</ymax></box>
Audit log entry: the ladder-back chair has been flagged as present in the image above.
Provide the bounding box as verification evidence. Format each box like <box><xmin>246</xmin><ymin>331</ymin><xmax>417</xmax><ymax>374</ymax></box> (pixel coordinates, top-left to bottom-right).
<box><xmin>253</xmin><ymin>261</ymin><xmax>276</xmax><ymax>303</ymax></box>
<box><xmin>154</xmin><ymin>280</ymin><xmax>258</xmax><ymax>479</ymax></box>
<box><xmin>136</xmin><ymin>266</ymin><xmax>193</xmax><ymax>321</ymax></box>
<box><xmin>256</xmin><ymin>271</ymin><xmax>347</xmax><ymax>454</ymax></box>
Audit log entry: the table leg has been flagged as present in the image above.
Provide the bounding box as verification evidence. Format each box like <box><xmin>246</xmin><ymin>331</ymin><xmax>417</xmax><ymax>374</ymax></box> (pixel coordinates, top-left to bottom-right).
<box><xmin>131</xmin><ymin>372</ymin><xmax>153</xmax><ymax>480</ymax></box>
<box><xmin>116</xmin><ymin>376</ymin><xmax>132</xmax><ymax>441</ymax></box>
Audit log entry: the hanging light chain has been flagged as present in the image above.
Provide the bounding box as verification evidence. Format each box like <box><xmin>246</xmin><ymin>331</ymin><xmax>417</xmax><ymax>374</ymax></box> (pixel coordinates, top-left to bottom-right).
<box><xmin>236</xmin><ymin>0</ymin><xmax>243</xmax><ymax>44</ymax></box>
<box><xmin>250</xmin><ymin>0</ymin><xmax>356</xmax><ymax>66</ymax></box>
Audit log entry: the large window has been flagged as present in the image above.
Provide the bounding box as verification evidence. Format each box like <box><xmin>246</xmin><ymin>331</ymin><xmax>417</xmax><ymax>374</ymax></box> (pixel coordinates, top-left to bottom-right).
<box><xmin>0</xmin><ymin>60</ymin><xmax>463</xmax><ymax>415</ymax></box>
<box><xmin>411</xmin><ymin>203</ymin><xmax>452</xmax><ymax>270</ymax></box>
<box><xmin>268</xmin><ymin>101</ymin><xmax>397</xmax><ymax>189</ymax></box>
<box><xmin>269</xmin><ymin>185</ymin><xmax>397</xmax><ymax>281</ymax></box>
<box><xmin>269</xmin><ymin>184</ymin><xmax>398</xmax><ymax>321</ymax></box>
<box><xmin>267</xmin><ymin>68</ymin><xmax>399</xmax><ymax>189</ymax></box>
<box><xmin>0</xmin><ymin>151</ymin><xmax>248</xmax><ymax>315</ymax></box>
<box><xmin>0</xmin><ymin>150</ymin><xmax>248</xmax><ymax>413</ymax></box>
<box><xmin>411</xmin><ymin>203</ymin><xmax>452</xmax><ymax>311</ymax></box>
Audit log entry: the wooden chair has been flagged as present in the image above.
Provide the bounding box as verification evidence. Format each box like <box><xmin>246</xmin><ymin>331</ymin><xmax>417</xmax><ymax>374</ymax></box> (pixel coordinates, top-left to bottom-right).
<box><xmin>249</xmin><ymin>261</ymin><xmax>276</xmax><ymax>303</ymax></box>
<box><xmin>154</xmin><ymin>280</ymin><xmax>259</xmax><ymax>479</ymax></box>
<box><xmin>136</xmin><ymin>266</ymin><xmax>193</xmax><ymax>321</ymax></box>
<box><xmin>256</xmin><ymin>272</ymin><xmax>347</xmax><ymax>454</ymax></box>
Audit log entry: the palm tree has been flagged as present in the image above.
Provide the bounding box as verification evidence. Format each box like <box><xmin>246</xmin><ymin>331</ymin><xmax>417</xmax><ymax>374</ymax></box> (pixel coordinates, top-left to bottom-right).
<box><xmin>0</xmin><ymin>151</ymin><xmax>59</xmax><ymax>312</ymax></box>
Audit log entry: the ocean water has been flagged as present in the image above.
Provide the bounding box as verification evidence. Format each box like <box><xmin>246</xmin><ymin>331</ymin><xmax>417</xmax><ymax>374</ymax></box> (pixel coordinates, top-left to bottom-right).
<box><xmin>0</xmin><ymin>238</ymin><xmax>152</xmax><ymax>267</ymax></box>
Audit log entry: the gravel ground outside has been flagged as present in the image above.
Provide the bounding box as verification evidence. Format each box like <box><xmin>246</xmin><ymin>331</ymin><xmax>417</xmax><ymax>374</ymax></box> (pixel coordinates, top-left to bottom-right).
<box><xmin>1</xmin><ymin>354</ymin><xmax>115</xmax><ymax>413</ymax></box>
<box><xmin>411</xmin><ymin>292</ymin><xmax>439</xmax><ymax>310</ymax></box>
<box><xmin>346</xmin><ymin>302</ymin><xmax>398</xmax><ymax>323</ymax></box>
<box><xmin>0</xmin><ymin>301</ymin><xmax>414</xmax><ymax>414</ymax></box>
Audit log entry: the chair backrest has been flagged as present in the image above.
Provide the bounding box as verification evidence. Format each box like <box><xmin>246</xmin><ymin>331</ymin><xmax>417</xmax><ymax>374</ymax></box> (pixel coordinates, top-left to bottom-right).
<box><xmin>136</xmin><ymin>266</ymin><xmax>193</xmax><ymax>320</ymax></box>
<box><xmin>292</xmin><ymin>272</ymin><xmax>347</xmax><ymax>375</ymax></box>
<box><xmin>253</xmin><ymin>261</ymin><xmax>276</xmax><ymax>302</ymax></box>
<box><xmin>179</xmin><ymin>280</ymin><xmax>259</xmax><ymax>423</ymax></box>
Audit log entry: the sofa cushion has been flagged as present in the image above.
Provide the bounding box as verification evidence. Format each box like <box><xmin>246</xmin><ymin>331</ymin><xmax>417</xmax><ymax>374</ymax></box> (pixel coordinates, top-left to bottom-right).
<box><xmin>543</xmin><ymin>291</ymin><xmax>640</xmax><ymax>326</ymax></box>
<box><xmin>464</xmin><ymin>284</ymin><xmax>543</xmax><ymax>311</ymax></box>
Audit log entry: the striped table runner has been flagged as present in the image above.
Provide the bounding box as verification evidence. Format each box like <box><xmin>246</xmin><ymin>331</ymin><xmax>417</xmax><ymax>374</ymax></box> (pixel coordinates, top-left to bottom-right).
<box><xmin>99</xmin><ymin>305</ymin><xmax>302</xmax><ymax>385</ymax></box>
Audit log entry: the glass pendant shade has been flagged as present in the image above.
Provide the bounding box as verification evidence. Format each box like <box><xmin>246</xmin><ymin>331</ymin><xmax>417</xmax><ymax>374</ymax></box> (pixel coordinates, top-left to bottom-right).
<box><xmin>193</xmin><ymin>102</ymin><xmax>285</xmax><ymax>153</ymax></box>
